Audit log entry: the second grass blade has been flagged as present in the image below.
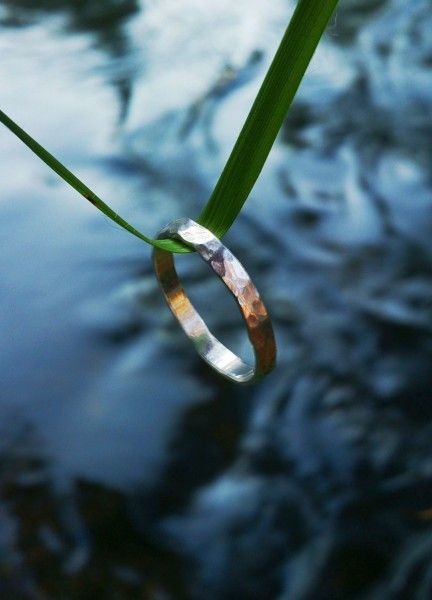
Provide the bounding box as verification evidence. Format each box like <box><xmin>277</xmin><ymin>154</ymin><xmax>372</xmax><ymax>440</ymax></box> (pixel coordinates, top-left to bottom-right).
<box><xmin>198</xmin><ymin>0</ymin><xmax>340</xmax><ymax>237</ymax></box>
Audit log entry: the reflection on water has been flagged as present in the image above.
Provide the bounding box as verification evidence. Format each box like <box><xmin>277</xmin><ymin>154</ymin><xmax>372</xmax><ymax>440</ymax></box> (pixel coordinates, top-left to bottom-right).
<box><xmin>1</xmin><ymin>0</ymin><xmax>140</xmax><ymax>122</ymax></box>
<box><xmin>0</xmin><ymin>0</ymin><xmax>432</xmax><ymax>597</ymax></box>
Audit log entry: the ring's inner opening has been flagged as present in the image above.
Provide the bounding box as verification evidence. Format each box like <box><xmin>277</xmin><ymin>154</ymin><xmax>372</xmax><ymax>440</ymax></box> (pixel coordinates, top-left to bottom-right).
<box><xmin>174</xmin><ymin>252</ymin><xmax>255</xmax><ymax>368</ymax></box>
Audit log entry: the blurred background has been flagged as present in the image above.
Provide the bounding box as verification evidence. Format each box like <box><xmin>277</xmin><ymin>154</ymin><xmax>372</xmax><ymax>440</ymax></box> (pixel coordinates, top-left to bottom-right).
<box><xmin>0</xmin><ymin>0</ymin><xmax>431</xmax><ymax>597</ymax></box>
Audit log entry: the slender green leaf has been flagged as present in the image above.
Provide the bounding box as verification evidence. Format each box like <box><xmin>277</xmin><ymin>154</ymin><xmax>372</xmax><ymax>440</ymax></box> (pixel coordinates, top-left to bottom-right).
<box><xmin>0</xmin><ymin>0</ymin><xmax>340</xmax><ymax>252</ymax></box>
<box><xmin>198</xmin><ymin>0</ymin><xmax>340</xmax><ymax>236</ymax></box>
<box><xmin>0</xmin><ymin>109</ymin><xmax>189</xmax><ymax>253</ymax></box>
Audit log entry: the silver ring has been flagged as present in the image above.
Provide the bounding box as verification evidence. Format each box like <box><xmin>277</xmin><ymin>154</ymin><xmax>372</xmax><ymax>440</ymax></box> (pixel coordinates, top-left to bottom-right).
<box><xmin>153</xmin><ymin>218</ymin><xmax>276</xmax><ymax>383</ymax></box>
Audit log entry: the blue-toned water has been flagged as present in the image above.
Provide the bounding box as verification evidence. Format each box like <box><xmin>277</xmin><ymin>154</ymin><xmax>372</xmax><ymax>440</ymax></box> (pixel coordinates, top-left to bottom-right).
<box><xmin>0</xmin><ymin>0</ymin><xmax>431</xmax><ymax>597</ymax></box>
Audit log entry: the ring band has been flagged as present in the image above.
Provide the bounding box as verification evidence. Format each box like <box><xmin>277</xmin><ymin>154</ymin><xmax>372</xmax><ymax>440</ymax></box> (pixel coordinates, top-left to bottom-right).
<box><xmin>153</xmin><ymin>218</ymin><xmax>276</xmax><ymax>383</ymax></box>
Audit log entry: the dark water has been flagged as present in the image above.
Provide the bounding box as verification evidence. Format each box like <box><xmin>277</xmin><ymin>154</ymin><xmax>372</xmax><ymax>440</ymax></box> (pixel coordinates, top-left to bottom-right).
<box><xmin>0</xmin><ymin>0</ymin><xmax>432</xmax><ymax>597</ymax></box>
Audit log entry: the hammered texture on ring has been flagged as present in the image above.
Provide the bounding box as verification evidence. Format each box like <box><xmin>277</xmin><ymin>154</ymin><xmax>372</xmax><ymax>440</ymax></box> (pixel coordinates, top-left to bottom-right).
<box><xmin>152</xmin><ymin>218</ymin><xmax>276</xmax><ymax>383</ymax></box>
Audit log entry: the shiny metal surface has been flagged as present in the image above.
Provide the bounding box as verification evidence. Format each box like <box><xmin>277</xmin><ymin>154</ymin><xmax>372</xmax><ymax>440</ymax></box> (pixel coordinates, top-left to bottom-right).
<box><xmin>153</xmin><ymin>218</ymin><xmax>276</xmax><ymax>383</ymax></box>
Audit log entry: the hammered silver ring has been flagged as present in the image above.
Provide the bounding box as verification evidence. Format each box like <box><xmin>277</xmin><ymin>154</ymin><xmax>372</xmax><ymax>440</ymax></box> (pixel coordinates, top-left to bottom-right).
<box><xmin>153</xmin><ymin>218</ymin><xmax>276</xmax><ymax>383</ymax></box>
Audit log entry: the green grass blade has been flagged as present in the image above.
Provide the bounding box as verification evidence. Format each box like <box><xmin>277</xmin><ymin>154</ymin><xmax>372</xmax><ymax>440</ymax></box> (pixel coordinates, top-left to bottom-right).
<box><xmin>0</xmin><ymin>109</ymin><xmax>190</xmax><ymax>253</ymax></box>
<box><xmin>198</xmin><ymin>0</ymin><xmax>340</xmax><ymax>237</ymax></box>
<box><xmin>0</xmin><ymin>0</ymin><xmax>339</xmax><ymax>252</ymax></box>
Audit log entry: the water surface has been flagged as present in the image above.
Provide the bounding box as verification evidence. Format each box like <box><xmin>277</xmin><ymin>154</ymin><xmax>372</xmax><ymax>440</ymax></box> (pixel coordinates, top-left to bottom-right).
<box><xmin>1</xmin><ymin>0</ymin><xmax>432</xmax><ymax>598</ymax></box>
